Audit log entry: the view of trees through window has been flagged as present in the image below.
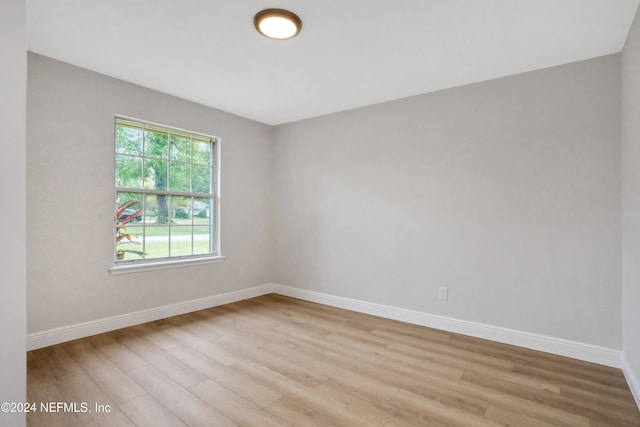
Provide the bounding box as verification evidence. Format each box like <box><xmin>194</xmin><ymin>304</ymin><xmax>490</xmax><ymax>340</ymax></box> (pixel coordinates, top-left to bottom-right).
<box><xmin>114</xmin><ymin>118</ymin><xmax>217</xmax><ymax>261</ymax></box>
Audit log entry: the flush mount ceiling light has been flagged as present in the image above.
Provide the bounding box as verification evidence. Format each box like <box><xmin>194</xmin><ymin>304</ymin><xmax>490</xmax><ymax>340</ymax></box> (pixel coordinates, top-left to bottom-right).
<box><xmin>254</xmin><ymin>9</ymin><xmax>302</xmax><ymax>40</ymax></box>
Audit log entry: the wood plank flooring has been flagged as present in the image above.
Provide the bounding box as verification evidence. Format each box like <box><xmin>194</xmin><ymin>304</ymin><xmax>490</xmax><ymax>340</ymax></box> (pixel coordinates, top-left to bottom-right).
<box><xmin>27</xmin><ymin>294</ymin><xmax>640</xmax><ymax>426</ymax></box>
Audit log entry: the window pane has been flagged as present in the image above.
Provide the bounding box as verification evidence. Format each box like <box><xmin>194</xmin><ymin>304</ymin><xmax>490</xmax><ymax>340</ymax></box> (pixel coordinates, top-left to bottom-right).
<box><xmin>116</xmin><ymin>192</ymin><xmax>143</xmax><ymax>223</ymax></box>
<box><xmin>116</xmin><ymin>122</ymin><xmax>143</xmax><ymax>155</ymax></box>
<box><xmin>144</xmin><ymin>159</ymin><xmax>168</xmax><ymax>190</ymax></box>
<box><xmin>157</xmin><ymin>195</ymin><xmax>170</xmax><ymax>224</ymax></box>
<box><xmin>170</xmin><ymin>134</ymin><xmax>191</xmax><ymax>162</ymax></box>
<box><xmin>145</xmin><ymin>193</ymin><xmax>170</xmax><ymax>224</ymax></box>
<box><xmin>116</xmin><ymin>191</ymin><xmax>142</xmax><ymax>203</ymax></box>
<box><xmin>116</xmin><ymin>155</ymin><xmax>142</xmax><ymax>188</ymax></box>
<box><xmin>171</xmin><ymin>226</ymin><xmax>193</xmax><ymax>257</ymax></box>
<box><xmin>193</xmin><ymin>139</ymin><xmax>211</xmax><ymax>165</ymax></box>
<box><xmin>193</xmin><ymin>165</ymin><xmax>211</xmax><ymax>193</ymax></box>
<box><xmin>193</xmin><ymin>226</ymin><xmax>212</xmax><ymax>255</ymax></box>
<box><xmin>116</xmin><ymin>225</ymin><xmax>144</xmax><ymax>260</ymax></box>
<box><xmin>171</xmin><ymin>196</ymin><xmax>191</xmax><ymax>224</ymax></box>
<box><xmin>144</xmin><ymin>227</ymin><xmax>169</xmax><ymax>259</ymax></box>
<box><xmin>115</xmin><ymin>192</ymin><xmax>144</xmax><ymax>260</ymax></box>
<box><xmin>170</xmin><ymin>162</ymin><xmax>191</xmax><ymax>192</ymax></box>
<box><xmin>193</xmin><ymin>197</ymin><xmax>212</xmax><ymax>224</ymax></box>
<box><xmin>144</xmin><ymin>128</ymin><xmax>169</xmax><ymax>159</ymax></box>
<box><xmin>143</xmin><ymin>194</ymin><xmax>156</xmax><ymax>224</ymax></box>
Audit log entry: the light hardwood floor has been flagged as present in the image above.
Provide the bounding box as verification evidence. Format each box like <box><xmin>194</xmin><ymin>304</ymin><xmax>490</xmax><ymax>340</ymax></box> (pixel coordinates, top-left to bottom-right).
<box><xmin>27</xmin><ymin>294</ymin><xmax>640</xmax><ymax>426</ymax></box>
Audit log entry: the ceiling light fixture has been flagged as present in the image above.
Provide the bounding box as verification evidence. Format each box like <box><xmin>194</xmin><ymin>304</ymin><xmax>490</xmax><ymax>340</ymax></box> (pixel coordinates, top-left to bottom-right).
<box><xmin>254</xmin><ymin>9</ymin><xmax>302</xmax><ymax>40</ymax></box>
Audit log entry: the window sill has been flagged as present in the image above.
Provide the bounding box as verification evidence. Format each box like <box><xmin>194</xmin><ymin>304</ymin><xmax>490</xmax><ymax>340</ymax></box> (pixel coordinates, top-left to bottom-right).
<box><xmin>109</xmin><ymin>256</ymin><xmax>225</xmax><ymax>275</ymax></box>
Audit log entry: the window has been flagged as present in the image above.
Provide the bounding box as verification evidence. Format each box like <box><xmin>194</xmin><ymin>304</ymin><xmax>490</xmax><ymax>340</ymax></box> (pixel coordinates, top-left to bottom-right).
<box><xmin>114</xmin><ymin>117</ymin><xmax>220</xmax><ymax>265</ymax></box>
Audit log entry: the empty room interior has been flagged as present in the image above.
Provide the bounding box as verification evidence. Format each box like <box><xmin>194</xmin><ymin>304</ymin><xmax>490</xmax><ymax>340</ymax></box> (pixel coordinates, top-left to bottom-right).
<box><xmin>4</xmin><ymin>0</ymin><xmax>640</xmax><ymax>425</ymax></box>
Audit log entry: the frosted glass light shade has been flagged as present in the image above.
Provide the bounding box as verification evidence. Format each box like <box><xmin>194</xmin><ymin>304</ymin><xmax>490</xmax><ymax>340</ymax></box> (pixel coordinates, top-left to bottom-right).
<box><xmin>254</xmin><ymin>9</ymin><xmax>302</xmax><ymax>40</ymax></box>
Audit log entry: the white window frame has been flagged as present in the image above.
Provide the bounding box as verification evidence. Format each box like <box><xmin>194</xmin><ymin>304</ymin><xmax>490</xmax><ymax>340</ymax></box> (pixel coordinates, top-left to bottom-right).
<box><xmin>110</xmin><ymin>115</ymin><xmax>223</xmax><ymax>275</ymax></box>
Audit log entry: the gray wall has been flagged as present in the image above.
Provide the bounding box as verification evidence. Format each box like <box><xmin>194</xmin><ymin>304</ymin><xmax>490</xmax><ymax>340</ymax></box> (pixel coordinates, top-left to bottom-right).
<box><xmin>622</xmin><ymin>5</ymin><xmax>640</xmax><ymax>395</ymax></box>
<box><xmin>273</xmin><ymin>55</ymin><xmax>622</xmax><ymax>348</ymax></box>
<box><xmin>27</xmin><ymin>53</ymin><xmax>274</xmax><ymax>333</ymax></box>
<box><xmin>0</xmin><ymin>0</ymin><xmax>27</xmax><ymax>426</ymax></box>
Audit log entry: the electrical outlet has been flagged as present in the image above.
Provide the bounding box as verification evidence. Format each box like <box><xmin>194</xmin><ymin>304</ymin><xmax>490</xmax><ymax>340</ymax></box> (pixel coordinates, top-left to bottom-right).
<box><xmin>438</xmin><ymin>287</ymin><xmax>448</xmax><ymax>301</ymax></box>
<box><xmin>239</xmin><ymin>266</ymin><xmax>246</xmax><ymax>277</ymax></box>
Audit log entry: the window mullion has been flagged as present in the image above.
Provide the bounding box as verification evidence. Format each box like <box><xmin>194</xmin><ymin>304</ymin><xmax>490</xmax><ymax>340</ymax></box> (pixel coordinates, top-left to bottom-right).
<box><xmin>115</xmin><ymin>187</ymin><xmax>211</xmax><ymax>198</ymax></box>
<box><xmin>168</xmin><ymin>130</ymin><xmax>171</xmax><ymax>258</ymax></box>
<box><xmin>142</xmin><ymin>194</ymin><xmax>147</xmax><ymax>259</ymax></box>
<box><xmin>191</xmin><ymin>196</ymin><xmax>194</xmax><ymax>256</ymax></box>
<box><xmin>142</xmin><ymin>122</ymin><xmax>146</xmax><ymax>190</ymax></box>
<box><xmin>142</xmin><ymin>122</ymin><xmax>147</xmax><ymax>258</ymax></box>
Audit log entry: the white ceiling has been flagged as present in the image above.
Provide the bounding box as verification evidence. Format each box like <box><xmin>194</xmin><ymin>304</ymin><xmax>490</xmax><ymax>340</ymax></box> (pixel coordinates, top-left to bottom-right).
<box><xmin>27</xmin><ymin>0</ymin><xmax>640</xmax><ymax>125</ymax></box>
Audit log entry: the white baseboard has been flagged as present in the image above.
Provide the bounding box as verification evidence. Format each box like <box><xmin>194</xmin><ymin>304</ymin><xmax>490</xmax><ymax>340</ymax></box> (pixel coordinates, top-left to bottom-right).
<box><xmin>27</xmin><ymin>282</ymin><xmax>622</xmax><ymax>369</ymax></box>
<box><xmin>26</xmin><ymin>284</ymin><xmax>275</xmax><ymax>351</ymax></box>
<box><xmin>623</xmin><ymin>356</ymin><xmax>640</xmax><ymax>409</ymax></box>
<box><xmin>271</xmin><ymin>284</ymin><xmax>623</xmax><ymax>368</ymax></box>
